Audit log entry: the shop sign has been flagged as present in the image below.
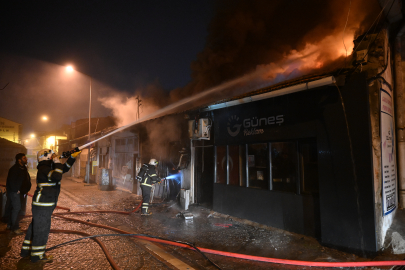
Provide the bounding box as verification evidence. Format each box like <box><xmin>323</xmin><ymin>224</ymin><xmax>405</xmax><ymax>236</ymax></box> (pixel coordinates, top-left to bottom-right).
<box><xmin>214</xmin><ymin>98</ymin><xmax>287</xmax><ymax>144</ymax></box>
<box><xmin>381</xmin><ymin>88</ymin><xmax>397</xmax><ymax>216</ymax></box>
<box><xmin>227</xmin><ymin>114</ymin><xmax>284</xmax><ymax>137</ymax></box>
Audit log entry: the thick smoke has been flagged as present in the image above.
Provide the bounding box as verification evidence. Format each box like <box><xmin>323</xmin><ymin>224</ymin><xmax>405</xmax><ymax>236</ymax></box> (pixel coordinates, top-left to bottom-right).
<box><xmin>101</xmin><ymin>0</ymin><xmax>381</xmax><ymax>127</ymax></box>
<box><xmin>144</xmin><ymin>116</ymin><xmax>183</xmax><ymax>161</ymax></box>
<box><xmin>170</xmin><ymin>0</ymin><xmax>382</xmax><ymax>101</ymax></box>
<box><xmin>99</xmin><ymin>82</ymin><xmax>167</xmax><ymax>126</ymax></box>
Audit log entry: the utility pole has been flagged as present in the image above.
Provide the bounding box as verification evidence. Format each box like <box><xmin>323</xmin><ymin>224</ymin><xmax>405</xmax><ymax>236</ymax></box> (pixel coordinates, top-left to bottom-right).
<box><xmin>135</xmin><ymin>96</ymin><xmax>142</xmax><ymax>120</ymax></box>
<box><xmin>85</xmin><ymin>77</ymin><xmax>92</xmax><ymax>184</ymax></box>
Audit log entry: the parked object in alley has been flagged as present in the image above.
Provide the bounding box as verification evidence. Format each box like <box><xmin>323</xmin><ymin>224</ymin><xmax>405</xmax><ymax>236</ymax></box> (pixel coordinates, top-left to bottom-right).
<box><xmin>6</xmin><ymin>153</ymin><xmax>31</xmax><ymax>235</ymax></box>
<box><xmin>20</xmin><ymin>148</ymin><xmax>80</xmax><ymax>263</ymax></box>
<box><xmin>97</xmin><ymin>168</ymin><xmax>115</xmax><ymax>191</ymax></box>
<box><xmin>137</xmin><ymin>159</ymin><xmax>163</xmax><ymax>215</ymax></box>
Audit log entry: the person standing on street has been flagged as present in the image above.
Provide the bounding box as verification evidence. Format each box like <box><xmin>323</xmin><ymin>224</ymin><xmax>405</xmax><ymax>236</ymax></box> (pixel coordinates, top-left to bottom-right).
<box><xmin>20</xmin><ymin>148</ymin><xmax>80</xmax><ymax>263</ymax></box>
<box><xmin>6</xmin><ymin>153</ymin><xmax>31</xmax><ymax>235</ymax></box>
<box><xmin>137</xmin><ymin>159</ymin><xmax>161</xmax><ymax>216</ymax></box>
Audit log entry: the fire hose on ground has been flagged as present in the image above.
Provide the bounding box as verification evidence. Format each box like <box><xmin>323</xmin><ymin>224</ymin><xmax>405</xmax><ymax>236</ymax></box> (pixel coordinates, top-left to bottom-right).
<box><xmin>2</xmin><ymin>184</ymin><xmax>405</xmax><ymax>269</ymax></box>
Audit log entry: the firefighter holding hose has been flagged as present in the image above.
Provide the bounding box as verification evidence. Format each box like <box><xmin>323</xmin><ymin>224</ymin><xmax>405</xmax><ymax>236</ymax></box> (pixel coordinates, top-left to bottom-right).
<box><xmin>136</xmin><ymin>159</ymin><xmax>162</xmax><ymax>216</ymax></box>
<box><xmin>20</xmin><ymin>148</ymin><xmax>81</xmax><ymax>262</ymax></box>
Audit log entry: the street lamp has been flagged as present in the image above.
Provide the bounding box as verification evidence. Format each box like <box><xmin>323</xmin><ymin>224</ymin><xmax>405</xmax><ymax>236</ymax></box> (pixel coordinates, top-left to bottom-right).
<box><xmin>66</xmin><ymin>65</ymin><xmax>92</xmax><ymax>184</ymax></box>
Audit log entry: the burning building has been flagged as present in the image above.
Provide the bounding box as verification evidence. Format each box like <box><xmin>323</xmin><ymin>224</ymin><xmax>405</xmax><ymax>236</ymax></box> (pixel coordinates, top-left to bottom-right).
<box><xmin>180</xmin><ymin>20</ymin><xmax>402</xmax><ymax>255</ymax></box>
<box><xmin>56</xmin><ymin>0</ymin><xmax>405</xmax><ymax>256</ymax></box>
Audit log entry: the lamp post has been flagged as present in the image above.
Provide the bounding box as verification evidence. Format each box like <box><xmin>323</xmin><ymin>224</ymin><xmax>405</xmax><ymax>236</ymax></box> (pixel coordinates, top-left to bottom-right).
<box><xmin>66</xmin><ymin>65</ymin><xmax>92</xmax><ymax>184</ymax></box>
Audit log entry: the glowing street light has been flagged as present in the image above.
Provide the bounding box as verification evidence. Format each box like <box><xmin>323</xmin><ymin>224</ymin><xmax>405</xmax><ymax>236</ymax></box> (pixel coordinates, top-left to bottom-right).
<box><xmin>30</xmin><ymin>134</ymin><xmax>35</xmax><ymax>138</ymax></box>
<box><xmin>42</xmin><ymin>116</ymin><xmax>48</xmax><ymax>121</ymax></box>
<box><xmin>66</xmin><ymin>65</ymin><xmax>74</xmax><ymax>73</ymax></box>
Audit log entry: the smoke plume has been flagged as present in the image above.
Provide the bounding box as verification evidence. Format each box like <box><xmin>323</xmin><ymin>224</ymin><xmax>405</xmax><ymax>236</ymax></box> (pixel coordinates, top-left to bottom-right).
<box><xmin>144</xmin><ymin>116</ymin><xmax>183</xmax><ymax>161</ymax></box>
<box><xmin>101</xmin><ymin>0</ymin><xmax>381</xmax><ymax>127</ymax></box>
<box><xmin>99</xmin><ymin>82</ymin><xmax>168</xmax><ymax>126</ymax></box>
<box><xmin>170</xmin><ymin>0</ymin><xmax>382</xmax><ymax>100</ymax></box>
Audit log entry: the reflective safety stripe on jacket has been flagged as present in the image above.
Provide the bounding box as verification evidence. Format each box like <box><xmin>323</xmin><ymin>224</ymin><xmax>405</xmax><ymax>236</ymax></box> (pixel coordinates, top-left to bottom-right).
<box><xmin>33</xmin><ymin>157</ymin><xmax>76</xmax><ymax>207</ymax></box>
<box><xmin>138</xmin><ymin>164</ymin><xmax>159</xmax><ymax>187</ymax></box>
<box><xmin>33</xmin><ymin>182</ymin><xmax>61</xmax><ymax>206</ymax></box>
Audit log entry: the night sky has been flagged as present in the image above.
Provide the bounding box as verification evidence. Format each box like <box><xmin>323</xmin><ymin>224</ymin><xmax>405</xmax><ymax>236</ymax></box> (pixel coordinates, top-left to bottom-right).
<box><xmin>0</xmin><ymin>1</ymin><xmax>214</xmax><ymax>136</ymax></box>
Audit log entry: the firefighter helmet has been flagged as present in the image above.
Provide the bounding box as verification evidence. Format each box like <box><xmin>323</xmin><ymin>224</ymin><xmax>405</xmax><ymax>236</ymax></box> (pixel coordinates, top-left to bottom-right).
<box><xmin>37</xmin><ymin>149</ymin><xmax>55</xmax><ymax>162</ymax></box>
<box><xmin>149</xmin><ymin>159</ymin><xmax>158</xmax><ymax>166</ymax></box>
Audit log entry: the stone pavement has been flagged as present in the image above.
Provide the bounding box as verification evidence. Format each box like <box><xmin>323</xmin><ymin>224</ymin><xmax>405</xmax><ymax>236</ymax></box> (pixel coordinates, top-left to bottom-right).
<box><xmin>0</xmin><ymin>175</ymin><xmax>405</xmax><ymax>270</ymax></box>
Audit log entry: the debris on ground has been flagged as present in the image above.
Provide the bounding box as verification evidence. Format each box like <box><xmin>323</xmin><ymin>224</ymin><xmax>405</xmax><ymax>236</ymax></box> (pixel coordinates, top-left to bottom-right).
<box><xmin>176</xmin><ymin>211</ymin><xmax>193</xmax><ymax>219</ymax></box>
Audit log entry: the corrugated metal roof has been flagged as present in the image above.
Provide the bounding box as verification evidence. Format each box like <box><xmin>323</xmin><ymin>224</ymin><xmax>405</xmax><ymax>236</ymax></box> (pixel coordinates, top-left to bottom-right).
<box><xmin>200</xmin><ymin>72</ymin><xmax>336</xmax><ymax>112</ymax></box>
<box><xmin>211</xmin><ymin>73</ymin><xmax>333</xmax><ymax>106</ymax></box>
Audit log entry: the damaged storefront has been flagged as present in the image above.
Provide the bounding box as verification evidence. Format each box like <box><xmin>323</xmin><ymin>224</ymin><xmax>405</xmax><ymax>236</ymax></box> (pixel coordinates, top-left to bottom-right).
<box><xmin>188</xmin><ymin>28</ymin><xmax>398</xmax><ymax>255</ymax></box>
<box><xmin>110</xmin><ymin>131</ymin><xmax>139</xmax><ymax>192</ymax></box>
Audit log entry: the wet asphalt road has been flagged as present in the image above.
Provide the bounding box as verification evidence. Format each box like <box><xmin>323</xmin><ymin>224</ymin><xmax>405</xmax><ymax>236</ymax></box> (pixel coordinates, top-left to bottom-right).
<box><xmin>0</xmin><ymin>175</ymin><xmax>403</xmax><ymax>270</ymax></box>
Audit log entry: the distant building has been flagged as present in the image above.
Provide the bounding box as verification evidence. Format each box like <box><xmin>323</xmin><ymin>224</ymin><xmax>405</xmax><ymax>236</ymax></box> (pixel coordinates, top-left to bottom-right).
<box><xmin>0</xmin><ymin>117</ymin><xmax>22</xmax><ymax>144</ymax></box>
<box><xmin>62</xmin><ymin>116</ymin><xmax>117</xmax><ymax>181</ymax></box>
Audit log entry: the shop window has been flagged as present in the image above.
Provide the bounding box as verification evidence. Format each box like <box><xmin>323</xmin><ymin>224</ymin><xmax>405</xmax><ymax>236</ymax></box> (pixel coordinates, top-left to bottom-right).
<box><xmin>228</xmin><ymin>145</ymin><xmax>240</xmax><ymax>186</ymax></box>
<box><xmin>271</xmin><ymin>142</ymin><xmax>298</xmax><ymax>193</ymax></box>
<box><xmin>300</xmin><ymin>140</ymin><xmax>319</xmax><ymax>193</ymax></box>
<box><xmin>247</xmin><ymin>143</ymin><xmax>269</xmax><ymax>189</ymax></box>
<box><xmin>239</xmin><ymin>145</ymin><xmax>247</xmax><ymax>187</ymax></box>
<box><xmin>216</xmin><ymin>146</ymin><xmax>226</xmax><ymax>184</ymax></box>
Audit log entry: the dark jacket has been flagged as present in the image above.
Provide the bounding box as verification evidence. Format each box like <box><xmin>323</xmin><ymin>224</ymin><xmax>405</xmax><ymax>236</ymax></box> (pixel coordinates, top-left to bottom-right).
<box><xmin>32</xmin><ymin>157</ymin><xmax>75</xmax><ymax>207</ymax></box>
<box><xmin>138</xmin><ymin>164</ymin><xmax>160</xmax><ymax>187</ymax></box>
<box><xmin>6</xmin><ymin>163</ymin><xmax>31</xmax><ymax>194</ymax></box>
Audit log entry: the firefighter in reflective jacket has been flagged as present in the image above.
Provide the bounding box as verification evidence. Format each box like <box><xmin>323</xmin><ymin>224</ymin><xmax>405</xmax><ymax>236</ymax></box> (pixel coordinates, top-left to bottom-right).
<box><xmin>137</xmin><ymin>159</ymin><xmax>161</xmax><ymax>215</ymax></box>
<box><xmin>20</xmin><ymin>149</ymin><xmax>81</xmax><ymax>262</ymax></box>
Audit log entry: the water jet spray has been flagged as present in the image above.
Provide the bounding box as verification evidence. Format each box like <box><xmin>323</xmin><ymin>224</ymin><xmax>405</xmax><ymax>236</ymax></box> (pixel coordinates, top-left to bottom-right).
<box><xmin>61</xmin><ymin>70</ymin><xmax>263</xmax><ymax>158</ymax></box>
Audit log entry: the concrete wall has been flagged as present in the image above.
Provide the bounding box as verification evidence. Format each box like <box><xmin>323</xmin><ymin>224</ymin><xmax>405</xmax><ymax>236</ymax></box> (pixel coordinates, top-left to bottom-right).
<box><xmin>362</xmin><ymin>28</ymin><xmax>397</xmax><ymax>250</ymax></box>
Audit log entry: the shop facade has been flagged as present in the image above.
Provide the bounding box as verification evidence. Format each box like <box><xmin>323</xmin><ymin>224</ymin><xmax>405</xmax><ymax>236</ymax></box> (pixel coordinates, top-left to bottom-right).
<box><xmin>189</xmin><ymin>68</ymin><xmax>396</xmax><ymax>255</ymax></box>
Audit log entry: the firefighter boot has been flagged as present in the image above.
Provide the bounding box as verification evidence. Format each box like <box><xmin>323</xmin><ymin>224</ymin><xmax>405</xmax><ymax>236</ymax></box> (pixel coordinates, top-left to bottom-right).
<box><xmin>31</xmin><ymin>254</ymin><xmax>53</xmax><ymax>263</ymax></box>
<box><xmin>141</xmin><ymin>202</ymin><xmax>152</xmax><ymax>215</ymax></box>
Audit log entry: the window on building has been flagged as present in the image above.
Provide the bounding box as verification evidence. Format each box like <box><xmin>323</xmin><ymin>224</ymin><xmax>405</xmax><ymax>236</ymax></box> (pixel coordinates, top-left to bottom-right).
<box><xmin>133</xmin><ymin>135</ymin><xmax>139</xmax><ymax>152</ymax></box>
<box><xmin>216</xmin><ymin>146</ymin><xmax>227</xmax><ymax>184</ymax></box>
<box><xmin>300</xmin><ymin>140</ymin><xmax>319</xmax><ymax>193</ymax></box>
<box><xmin>228</xmin><ymin>145</ymin><xmax>240</xmax><ymax>186</ymax></box>
<box><xmin>247</xmin><ymin>143</ymin><xmax>269</xmax><ymax>189</ymax></box>
<box><xmin>214</xmin><ymin>140</ymin><xmax>317</xmax><ymax>193</ymax></box>
<box><xmin>115</xmin><ymin>137</ymin><xmax>138</xmax><ymax>153</ymax></box>
<box><xmin>239</xmin><ymin>145</ymin><xmax>247</xmax><ymax>187</ymax></box>
<box><xmin>271</xmin><ymin>142</ymin><xmax>298</xmax><ymax>193</ymax></box>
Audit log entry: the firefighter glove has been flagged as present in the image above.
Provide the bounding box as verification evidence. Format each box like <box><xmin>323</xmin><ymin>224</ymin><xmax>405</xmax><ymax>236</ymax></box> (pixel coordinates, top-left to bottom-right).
<box><xmin>53</xmin><ymin>156</ymin><xmax>61</xmax><ymax>164</ymax></box>
<box><xmin>71</xmin><ymin>151</ymin><xmax>82</xmax><ymax>159</ymax></box>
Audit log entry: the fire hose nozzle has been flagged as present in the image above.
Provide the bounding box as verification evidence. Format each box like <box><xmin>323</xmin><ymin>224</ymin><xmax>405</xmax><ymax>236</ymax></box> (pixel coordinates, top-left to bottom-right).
<box><xmin>60</xmin><ymin>147</ymin><xmax>80</xmax><ymax>158</ymax></box>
